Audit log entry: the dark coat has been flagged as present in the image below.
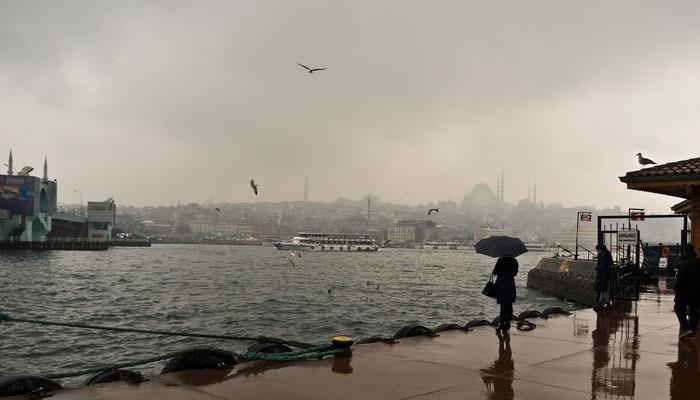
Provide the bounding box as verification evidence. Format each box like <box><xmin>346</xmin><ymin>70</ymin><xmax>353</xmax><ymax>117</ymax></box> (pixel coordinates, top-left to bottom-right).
<box><xmin>595</xmin><ymin>251</ymin><xmax>614</xmax><ymax>292</ymax></box>
<box><xmin>493</xmin><ymin>257</ymin><xmax>518</xmax><ymax>304</ymax></box>
<box><xmin>674</xmin><ymin>254</ymin><xmax>700</xmax><ymax>304</ymax></box>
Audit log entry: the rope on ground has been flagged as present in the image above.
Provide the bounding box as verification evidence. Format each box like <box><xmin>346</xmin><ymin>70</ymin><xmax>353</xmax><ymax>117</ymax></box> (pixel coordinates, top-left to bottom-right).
<box><xmin>0</xmin><ymin>312</ymin><xmax>314</xmax><ymax>349</ymax></box>
<box><xmin>44</xmin><ymin>345</ymin><xmax>347</xmax><ymax>380</ymax></box>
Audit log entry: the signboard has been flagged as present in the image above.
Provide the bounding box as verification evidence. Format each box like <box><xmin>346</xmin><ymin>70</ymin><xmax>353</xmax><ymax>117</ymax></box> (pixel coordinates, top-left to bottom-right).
<box><xmin>630</xmin><ymin>211</ymin><xmax>645</xmax><ymax>221</ymax></box>
<box><xmin>618</xmin><ymin>230</ymin><xmax>639</xmax><ymax>245</ymax></box>
<box><xmin>579</xmin><ymin>212</ymin><xmax>592</xmax><ymax>221</ymax></box>
<box><xmin>658</xmin><ymin>257</ymin><xmax>668</xmax><ymax>269</ymax></box>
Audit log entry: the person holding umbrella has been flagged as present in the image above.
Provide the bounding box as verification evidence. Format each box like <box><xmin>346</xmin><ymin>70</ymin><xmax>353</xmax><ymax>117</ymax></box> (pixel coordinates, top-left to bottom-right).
<box><xmin>475</xmin><ymin>236</ymin><xmax>528</xmax><ymax>335</ymax></box>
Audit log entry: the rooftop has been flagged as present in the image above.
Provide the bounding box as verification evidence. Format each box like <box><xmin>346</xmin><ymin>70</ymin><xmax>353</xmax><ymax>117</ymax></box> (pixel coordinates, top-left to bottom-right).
<box><xmin>620</xmin><ymin>156</ymin><xmax>700</xmax><ymax>198</ymax></box>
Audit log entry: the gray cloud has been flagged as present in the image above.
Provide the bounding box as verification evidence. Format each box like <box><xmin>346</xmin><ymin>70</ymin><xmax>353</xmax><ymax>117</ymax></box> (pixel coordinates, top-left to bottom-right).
<box><xmin>2</xmin><ymin>0</ymin><xmax>699</xmax><ymax>211</ymax></box>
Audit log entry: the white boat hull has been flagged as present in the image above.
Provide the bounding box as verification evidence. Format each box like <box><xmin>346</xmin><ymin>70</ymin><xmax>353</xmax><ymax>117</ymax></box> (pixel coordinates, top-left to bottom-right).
<box><xmin>274</xmin><ymin>242</ymin><xmax>378</xmax><ymax>252</ymax></box>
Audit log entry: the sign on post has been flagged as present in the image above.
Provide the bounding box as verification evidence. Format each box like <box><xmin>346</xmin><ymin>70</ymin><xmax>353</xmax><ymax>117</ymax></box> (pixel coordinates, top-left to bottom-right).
<box><xmin>659</xmin><ymin>257</ymin><xmax>668</xmax><ymax>269</ymax></box>
<box><xmin>618</xmin><ymin>230</ymin><xmax>639</xmax><ymax>245</ymax></box>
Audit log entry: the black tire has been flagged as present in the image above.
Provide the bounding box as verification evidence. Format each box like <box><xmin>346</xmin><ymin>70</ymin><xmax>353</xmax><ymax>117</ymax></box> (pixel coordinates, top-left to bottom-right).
<box><xmin>464</xmin><ymin>319</ymin><xmax>492</xmax><ymax>329</ymax></box>
<box><xmin>161</xmin><ymin>348</ymin><xmax>238</xmax><ymax>374</ymax></box>
<box><xmin>393</xmin><ymin>324</ymin><xmax>435</xmax><ymax>339</ymax></box>
<box><xmin>542</xmin><ymin>307</ymin><xmax>571</xmax><ymax>317</ymax></box>
<box><xmin>356</xmin><ymin>336</ymin><xmax>397</xmax><ymax>344</ymax></box>
<box><xmin>0</xmin><ymin>375</ymin><xmax>62</xmax><ymax>397</ymax></box>
<box><xmin>434</xmin><ymin>323</ymin><xmax>463</xmax><ymax>332</ymax></box>
<box><xmin>517</xmin><ymin>310</ymin><xmax>545</xmax><ymax>320</ymax></box>
<box><xmin>246</xmin><ymin>342</ymin><xmax>293</xmax><ymax>354</ymax></box>
<box><xmin>83</xmin><ymin>370</ymin><xmax>144</xmax><ymax>386</ymax></box>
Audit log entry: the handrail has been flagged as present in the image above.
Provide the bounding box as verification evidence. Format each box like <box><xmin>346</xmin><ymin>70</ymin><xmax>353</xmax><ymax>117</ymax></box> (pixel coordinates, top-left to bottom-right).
<box><xmin>576</xmin><ymin>244</ymin><xmax>596</xmax><ymax>260</ymax></box>
<box><xmin>553</xmin><ymin>243</ymin><xmax>595</xmax><ymax>260</ymax></box>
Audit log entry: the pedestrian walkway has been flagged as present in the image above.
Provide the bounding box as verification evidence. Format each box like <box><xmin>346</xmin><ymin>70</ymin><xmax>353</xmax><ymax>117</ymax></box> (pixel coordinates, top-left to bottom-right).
<box><xmin>16</xmin><ymin>287</ymin><xmax>698</xmax><ymax>400</ymax></box>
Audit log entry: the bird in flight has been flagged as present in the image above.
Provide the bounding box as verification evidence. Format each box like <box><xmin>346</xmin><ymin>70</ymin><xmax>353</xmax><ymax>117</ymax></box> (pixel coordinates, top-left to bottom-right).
<box><xmin>636</xmin><ymin>153</ymin><xmax>657</xmax><ymax>167</ymax></box>
<box><xmin>250</xmin><ymin>179</ymin><xmax>259</xmax><ymax>195</ymax></box>
<box><xmin>297</xmin><ymin>62</ymin><xmax>327</xmax><ymax>74</ymax></box>
<box><xmin>428</xmin><ymin>208</ymin><xmax>439</xmax><ymax>215</ymax></box>
<box><xmin>290</xmin><ymin>251</ymin><xmax>303</xmax><ymax>258</ymax></box>
<box><xmin>214</xmin><ymin>208</ymin><xmax>221</xmax><ymax>212</ymax></box>
<box><xmin>283</xmin><ymin>257</ymin><xmax>296</xmax><ymax>268</ymax></box>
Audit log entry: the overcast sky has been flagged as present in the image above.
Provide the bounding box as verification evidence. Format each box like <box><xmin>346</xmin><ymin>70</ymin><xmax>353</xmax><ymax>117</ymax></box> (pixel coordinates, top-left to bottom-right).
<box><xmin>2</xmin><ymin>1</ymin><xmax>699</xmax><ymax>212</ymax></box>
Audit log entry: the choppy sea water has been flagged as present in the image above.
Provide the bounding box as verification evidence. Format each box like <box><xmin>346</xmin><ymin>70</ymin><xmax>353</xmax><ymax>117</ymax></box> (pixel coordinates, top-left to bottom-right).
<box><xmin>0</xmin><ymin>245</ymin><xmax>579</xmax><ymax>386</ymax></box>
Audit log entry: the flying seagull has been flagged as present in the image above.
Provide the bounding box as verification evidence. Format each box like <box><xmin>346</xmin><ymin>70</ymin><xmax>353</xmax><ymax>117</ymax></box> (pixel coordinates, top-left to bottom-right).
<box><xmin>290</xmin><ymin>251</ymin><xmax>303</xmax><ymax>258</ymax></box>
<box><xmin>428</xmin><ymin>208</ymin><xmax>439</xmax><ymax>215</ymax></box>
<box><xmin>283</xmin><ymin>257</ymin><xmax>296</xmax><ymax>268</ymax></box>
<box><xmin>636</xmin><ymin>153</ymin><xmax>656</xmax><ymax>166</ymax></box>
<box><xmin>214</xmin><ymin>208</ymin><xmax>221</xmax><ymax>212</ymax></box>
<box><xmin>297</xmin><ymin>62</ymin><xmax>327</xmax><ymax>74</ymax></box>
<box><xmin>249</xmin><ymin>179</ymin><xmax>259</xmax><ymax>195</ymax></box>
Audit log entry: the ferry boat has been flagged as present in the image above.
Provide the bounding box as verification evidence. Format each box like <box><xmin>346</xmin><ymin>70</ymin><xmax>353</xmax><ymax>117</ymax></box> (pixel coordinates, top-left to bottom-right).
<box><xmin>274</xmin><ymin>232</ymin><xmax>379</xmax><ymax>252</ymax></box>
<box><xmin>422</xmin><ymin>240</ymin><xmax>460</xmax><ymax>250</ymax></box>
<box><xmin>524</xmin><ymin>243</ymin><xmax>553</xmax><ymax>252</ymax></box>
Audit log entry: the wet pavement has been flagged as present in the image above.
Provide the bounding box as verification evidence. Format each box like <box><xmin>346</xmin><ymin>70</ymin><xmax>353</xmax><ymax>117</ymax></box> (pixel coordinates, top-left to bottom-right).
<box><xmin>13</xmin><ymin>287</ymin><xmax>700</xmax><ymax>400</ymax></box>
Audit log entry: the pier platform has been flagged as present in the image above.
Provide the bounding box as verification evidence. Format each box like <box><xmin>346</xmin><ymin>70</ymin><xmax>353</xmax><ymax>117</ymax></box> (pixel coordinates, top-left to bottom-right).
<box><xmin>0</xmin><ymin>239</ymin><xmax>108</xmax><ymax>251</ymax></box>
<box><xmin>8</xmin><ymin>287</ymin><xmax>696</xmax><ymax>400</ymax></box>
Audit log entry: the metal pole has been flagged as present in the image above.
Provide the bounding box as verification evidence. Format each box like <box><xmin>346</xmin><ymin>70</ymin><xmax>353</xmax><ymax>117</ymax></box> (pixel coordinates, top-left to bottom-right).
<box><xmin>575</xmin><ymin>211</ymin><xmax>581</xmax><ymax>260</ymax></box>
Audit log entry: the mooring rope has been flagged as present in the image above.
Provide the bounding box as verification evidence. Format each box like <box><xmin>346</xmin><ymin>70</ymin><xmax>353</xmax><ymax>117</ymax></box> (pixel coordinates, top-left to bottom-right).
<box><xmin>41</xmin><ymin>345</ymin><xmax>347</xmax><ymax>380</ymax></box>
<box><xmin>1</xmin><ymin>306</ymin><xmax>564</xmax><ymax>383</ymax></box>
<box><xmin>0</xmin><ymin>312</ymin><xmax>314</xmax><ymax>349</ymax></box>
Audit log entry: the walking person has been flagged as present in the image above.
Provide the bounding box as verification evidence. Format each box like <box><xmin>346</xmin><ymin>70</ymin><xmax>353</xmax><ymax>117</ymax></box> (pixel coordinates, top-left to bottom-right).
<box><xmin>674</xmin><ymin>244</ymin><xmax>700</xmax><ymax>338</ymax></box>
<box><xmin>493</xmin><ymin>256</ymin><xmax>518</xmax><ymax>334</ymax></box>
<box><xmin>594</xmin><ymin>244</ymin><xmax>614</xmax><ymax>310</ymax></box>
<box><xmin>475</xmin><ymin>235</ymin><xmax>527</xmax><ymax>337</ymax></box>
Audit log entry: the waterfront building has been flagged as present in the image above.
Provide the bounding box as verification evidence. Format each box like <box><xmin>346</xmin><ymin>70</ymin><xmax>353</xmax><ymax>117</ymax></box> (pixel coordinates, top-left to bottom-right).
<box><xmin>188</xmin><ymin>218</ymin><xmax>254</xmax><ymax>236</ymax></box>
<box><xmin>620</xmin><ymin>156</ymin><xmax>700</xmax><ymax>250</ymax></box>
<box><xmin>253</xmin><ymin>216</ymin><xmax>280</xmax><ymax>240</ymax></box>
<box><xmin>387</xmin><ymin>223</ymin><xmax>416</xmax><ymax>243</ymax></box>
<box><xmin>473</xmin><ymin>226</ymin><xmax>520</xmax><ymax>242</ymax></box>
<box><xmin>0</xmin><ymin>152</ymin><xmax>57</xmax><ymax>241</ymax></box>
<box><xmin>387</xmin><ymin>219</ymin><xmax>437</xmax><ymax>243</ymax></box>
<box><xmin>87</xmin><ymin>199</ymin><xmax>116</xmax><ymax>241</ymax></box>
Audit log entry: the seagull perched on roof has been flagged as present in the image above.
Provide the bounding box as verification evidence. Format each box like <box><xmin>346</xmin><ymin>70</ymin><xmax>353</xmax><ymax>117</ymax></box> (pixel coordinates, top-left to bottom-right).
<box><xmin>249</xmin><ymin>179</ymin><xmax>259</xmax><ymax>195</ymax></box>
<box><xmin>636</xmin><ymin>153</ymin><xmax>657</xmax><ymax>167</ymax></box>
<box><xmin>428</xmin><ymin>208</ymin><xmax>439</xmax><ymax>215</ymax></box>
<box><xmin>297</xmin><ymin>62</ymin><xmax>327</xmax><ymax>74</ymax></box>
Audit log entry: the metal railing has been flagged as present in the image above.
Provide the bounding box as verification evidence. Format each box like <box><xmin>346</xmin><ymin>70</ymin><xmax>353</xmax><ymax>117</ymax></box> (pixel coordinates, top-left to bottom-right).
<box><xmin>554</xmin><ymin>243</ymin><xmax>596</xmax><ymax>260</ymax></box>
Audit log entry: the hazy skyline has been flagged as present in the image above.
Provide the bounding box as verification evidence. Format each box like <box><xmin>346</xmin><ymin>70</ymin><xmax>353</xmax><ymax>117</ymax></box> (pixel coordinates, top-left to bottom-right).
<box><xmin>3</xmin><ymin>1</ymin><xmax>700</xmax><ymax>212</ymax></box>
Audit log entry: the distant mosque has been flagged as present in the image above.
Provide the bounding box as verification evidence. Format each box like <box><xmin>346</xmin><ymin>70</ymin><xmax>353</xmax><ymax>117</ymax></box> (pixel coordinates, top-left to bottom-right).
<box><xmin>0</xmin><ymin>149</ymin><xmax>58</xmax><ymax>241</ymax></box>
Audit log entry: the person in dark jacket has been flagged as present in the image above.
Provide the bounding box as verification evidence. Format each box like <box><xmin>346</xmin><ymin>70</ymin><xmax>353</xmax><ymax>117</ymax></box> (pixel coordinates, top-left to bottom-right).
<box><xmin>493</xmin><ymin>256</ymin><xmax>518</xmax><ymax>333</ymax></box>
<box><xmin>594</xmin><ymin>244</ymin><xmax>614</xmax><ymax>310</ymax></box>
<box><xmin>674</xmin><ymin>244</ymin><xmax>700</xmax><ymax>337</ymax></box>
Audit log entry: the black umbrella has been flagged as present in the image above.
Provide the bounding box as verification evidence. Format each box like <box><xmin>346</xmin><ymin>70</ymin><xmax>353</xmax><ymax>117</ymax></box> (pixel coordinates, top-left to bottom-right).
<box><xmin>474</xmin><ymin>236</ymin><xmax>528</xmax><ymax>258</ymax></box>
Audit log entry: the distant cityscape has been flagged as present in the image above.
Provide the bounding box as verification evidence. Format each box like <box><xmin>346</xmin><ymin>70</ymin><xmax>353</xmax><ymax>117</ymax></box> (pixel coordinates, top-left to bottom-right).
<box><xmin>4</xmin><ymin>148</ymin><xmax>681</xmax><ymax>251</ymax></box>
<box><xmin>106</xmin><ymin>182</ymin><xmax>619</xmax><ymax>249</ymax></box>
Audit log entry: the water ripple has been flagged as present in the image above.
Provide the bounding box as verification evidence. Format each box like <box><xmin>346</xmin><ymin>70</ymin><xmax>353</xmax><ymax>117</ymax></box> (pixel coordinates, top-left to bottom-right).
<box><xmin>0</xmin><ymin>245</ymin><xmax>578</xmax><ymax>385</ymax></box>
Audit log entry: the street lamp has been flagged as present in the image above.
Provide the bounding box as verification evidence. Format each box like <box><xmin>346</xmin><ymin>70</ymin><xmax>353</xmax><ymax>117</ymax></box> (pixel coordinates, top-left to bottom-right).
<box><xmin>73</xmin><ymin>188</ymin><xmax>83</xmax><ymax>216</ymax></box>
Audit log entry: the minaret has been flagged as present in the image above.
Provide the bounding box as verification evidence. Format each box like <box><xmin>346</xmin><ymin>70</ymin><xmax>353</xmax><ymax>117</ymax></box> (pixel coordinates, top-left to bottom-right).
<box><xmin>533</xmin><ymin>181</ymin><xmax>537</xmax><ymax>205</ymax></box>
<box><xmin>528</xmin><ymin>184</ymin><xmax>531</xmax><ymax>202</ymax></box>
<box><xmin>496</xmin><ymin>172</ymin><xmax>501</xmax><ymax>200</ymax></box>
<box><xmin>500</xmin><ymin>168</ymin><xmax>504</xmax><ymax>202</ymax></box>
<box><xmin>303</xmin><ymin>176</ymin><xmax>309</xmax><ymax>202</ymax></box>
<box><xmin>367</xmin><ymin>195</ymin><xmax>371</xmax><ymax>227</ymax></box>
<box><xmin>7</xmin><ymin>149</ymin><xmax>13</xmax><ymax>175</ymax></box>
<box><xmin>43</xmin><ymin>157</ymin><xmax>48</xmax><ymax>180</ymax></box>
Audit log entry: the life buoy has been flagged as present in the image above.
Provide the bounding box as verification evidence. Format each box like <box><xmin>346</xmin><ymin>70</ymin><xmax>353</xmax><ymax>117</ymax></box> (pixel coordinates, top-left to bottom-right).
<box><xmin>662</xmin><ymin>247</ymin><xmax>671</xmax><ymax>257</ymax></box>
